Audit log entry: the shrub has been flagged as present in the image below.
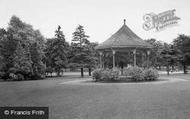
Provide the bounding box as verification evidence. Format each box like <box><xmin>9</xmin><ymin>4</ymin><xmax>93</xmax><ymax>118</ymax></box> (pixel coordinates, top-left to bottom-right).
<box><xmin>92</xmin><ymin>68</ymin><xmax>120</xmax><ymax>82</ymax></box>
<box><xmin>16</xmin><ymin>73</ymin><xmax>25</xmax><ymax>81</ymax></box>
<box><xmin>101</xmin><ymin>69</ymin><xmax>111</xmax><ymax>81</ymax></box>
<box><xmin>144</xmin><ymin>68</ymin><xmax>159</xmax><ymax>81</ymax></box>
<box><xmin>92</xmin><ymin>67</ymin><xmax>159</xmax><ymax>82</ymax></box>
<box><xmin>92</xmin><ymin>68</ymin><xmax>103</xmax><ymax>81</ymax></box>
<box><xmin>32</xmin><ymin>73</ymin><xmax>45</xmax><ymax>80</ymax></box>
<box><xmin>8</xmin><ymin>67</ymin><xmax>18</xmax><ymax>74</ymax></box>
<box><xmin>100</xmin><ymin>69</ymin><xmax>119</xmax><ymax>82</ymax></box>
<box><xmin>124</xmin><ymin>67</ymin><xmax>144</xmax><ymax>81</ymax></box>
<box><xmin>8</xmin><ymin>73</ymin><xmax>25</xmax><ymax>81</ymax></box>
<box><xmin>110</xmin><ymin>68</ymin><xmax>120</xmax><ymax>81</ymax></box>
<box><xmin>9</xmin><ymin>73</ymin><xmax>18</xmax><ymax>81</ymax></box>
<box><xmin>0</xmin><ymin>72</ymin><xmax>5</xmax><ymax>79</ymax></box>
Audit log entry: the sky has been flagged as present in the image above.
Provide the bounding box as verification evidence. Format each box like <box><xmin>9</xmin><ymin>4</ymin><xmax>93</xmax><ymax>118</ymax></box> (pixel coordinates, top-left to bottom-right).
<box><xmin>0</xmin><ymin>0</ymin><xmax>190</xmax><ymax>44</ymax></box>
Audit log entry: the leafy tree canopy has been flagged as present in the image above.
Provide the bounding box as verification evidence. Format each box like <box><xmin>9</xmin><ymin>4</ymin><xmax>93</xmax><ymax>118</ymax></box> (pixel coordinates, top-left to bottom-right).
<box><xmin>45</xmin><ymin>25</ymin><xmax>69</xmax><ymax>76</ymax></box>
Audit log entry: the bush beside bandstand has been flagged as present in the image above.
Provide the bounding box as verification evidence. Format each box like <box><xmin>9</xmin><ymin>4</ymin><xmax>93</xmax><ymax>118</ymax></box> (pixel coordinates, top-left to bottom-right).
<box><xmin>92</xmin><ymin>67</ymin><xmax>159</xmax><ymax>82</ymax></box>
<box><xmin>92</xmin><ymin>68</ymin><xmax>120</xmax><ymax>82</ymax></box>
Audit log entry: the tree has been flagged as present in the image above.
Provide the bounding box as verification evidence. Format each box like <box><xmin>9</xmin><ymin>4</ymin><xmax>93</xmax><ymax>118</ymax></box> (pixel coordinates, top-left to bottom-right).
<box><xmin>0</xmin><ymin>28</ymin><xmax>7</xmax><ymax>72</ymax></box>
<box><xmin>160</xmin><ymin>44</ymin><xmax>178</xmax><ymax>75</ymax></box>
<box><xmin>13</xmin><ymin>41</ymin><xmax>33</xmax><ymax>79</ymax></box>
<box><xmin>145</xmin><ymin>39</ymin><xmax>165</xmax><ymax>69</ymax></box>
<box><xmin>0</xmin><ymin>30</ymin><xmax>18</xmax><ymax>78</ymax></box>
<box><xmin>83</xmin><ymin>42</ymin><xmax>99</xmax><ymax>76</ymax></box>
<box><xmin>30</xmin><ymin>42</ymin><xmax>46</xmax><ymax>79</ymax></box>
<box><xmin>45</xmin><ymin>26</ymin><xmax>69</xmax><ymax>76</ymax></box>
<box><xmin>0</xmin><ymin>28</ymin><xmax>6</xmax><ymax>40</ymax></box>
<box><xmin>70</xmin><ymin>25</ymin><xmax>90</xmax><ymax>77</ymax></box>
<box><xmin>0</xmin><ymin>15</ymin><xmax>46</xmax><ymax>80</ymax></box>
<box><xmin>173</xmin><ymin>34</ymin><xmax>190</xmax><ymax>74</ymax></box>
<box><xmin>72</xmin><ymin>25</ymin><xmax>89</xmax><ymax>48</ymax></box>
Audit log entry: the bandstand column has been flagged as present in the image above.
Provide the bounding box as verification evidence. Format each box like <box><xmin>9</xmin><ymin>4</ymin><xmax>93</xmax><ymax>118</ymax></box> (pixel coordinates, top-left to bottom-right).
<box><xmin>141</xmin><ymin>52</ymin><xmax>144</xmax><ymax>67</ymax></box>
<box><xmin>112</xmin><ymin>50</ymin><xmax>116</xmax><ymax>68</ymax></box>
<box><xmin>99</xmin><ymin>52</ymin><xmax>103</xmax><ymax>68</ymax></box>
<box><xmin>102</xmin><ymin>53</ymin><xmax>104</xmax><ymax>69</ymax></box>
<box><xmin>133</xmin><ymin>49</ymin><xmax>137</xmax><ymax>67</ymax></box>
<box><xmin>147</xmin><ymin>50</ymin><xmax>150</xmax><ymax>68</ymax></box>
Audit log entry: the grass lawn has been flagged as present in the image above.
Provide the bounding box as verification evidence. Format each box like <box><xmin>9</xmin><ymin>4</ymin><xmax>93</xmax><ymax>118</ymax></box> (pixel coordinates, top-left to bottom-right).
<box><xmin>0</xmin><ymin>73</ymin><xmax>190</xmax><ymax>119</ymax></box>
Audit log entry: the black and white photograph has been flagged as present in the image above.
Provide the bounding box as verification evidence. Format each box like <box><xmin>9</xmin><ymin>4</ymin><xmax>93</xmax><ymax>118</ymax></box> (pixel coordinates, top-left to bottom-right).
<box><xmin>0</xmin><ymin>0</ymin><xmax>190</xmax><ymax>119</ymax></box>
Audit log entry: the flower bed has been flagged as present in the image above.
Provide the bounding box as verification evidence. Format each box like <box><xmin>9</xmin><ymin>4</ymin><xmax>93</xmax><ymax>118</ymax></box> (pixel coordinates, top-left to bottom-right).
<box><xmin>92</xmin><ymin>67</ymin><xmax>159</xmax><ymax>82</ymax></box>
<box><xmin>92</xmin><ymin>68</ymin><xmax>120</xmax><ymax>82</ymax></box>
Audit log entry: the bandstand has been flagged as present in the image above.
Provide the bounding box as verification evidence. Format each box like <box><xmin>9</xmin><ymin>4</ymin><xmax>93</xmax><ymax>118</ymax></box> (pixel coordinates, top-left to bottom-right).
<box><xmin>95</xmin><ymin>19</ymin><xmax>152</xmax><ymax>69</ymax></box>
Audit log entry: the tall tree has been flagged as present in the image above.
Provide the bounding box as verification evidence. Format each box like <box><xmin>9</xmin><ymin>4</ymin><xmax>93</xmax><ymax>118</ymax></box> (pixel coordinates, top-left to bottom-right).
<box><xmin>72</xmin><ymin>25</ymin><xmax>89</xmax><ymax>48</ymax></box>
<box><xmin>145</xmin><ymin>38</ymin><xmax>165</xmax><ymax>68</ymax></box>
<box><xmin>0</xmin><ymin>28</ymin><xmax>7</xmax><ymax>72</ymax></box>
<box><xmin>173</xmin><ymin>34</ymin><xmax>190</xmax><ymax>74</ymax></box>
<box><xmin>13</xmin><ymin>41</ymin><xmax>33</xmax><ymax>79</ymax></box>
<box><xmin>160</xmin><ymin>44</ymin><xmax>178</xmax><ymax>75</ymax></box>
<box><xmin>71</xmin><ymin>25</ymin><xmax>90</xmax><ymax>77</ymax></box>
<box><xmin>84</xmin><ymin>42</ymin><xmax>99</xmax><ymax>76</ymax></box>
<box><xmin>30</xmin><ymin>42</ymin><xmax>46</xmax><ymax>79</ymax></box>
<box><xmin>45</xmin><ymin>26</ymin><xmax>69</xmax><ymax>76</ymax></box>
<box><xmin>0</xmin><ymin>15</ymin><xmax>46</xmax><ymax>80</ymax></box>
<box><xmin>0</xmin><ymin>30</ymin><xmax>18</xmax><ymax>76</ymax></box>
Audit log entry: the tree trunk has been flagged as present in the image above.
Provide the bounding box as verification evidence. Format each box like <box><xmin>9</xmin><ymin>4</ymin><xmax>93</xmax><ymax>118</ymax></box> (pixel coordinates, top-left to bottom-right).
<box><xmin>61</xmin><ymin>70</ymin><xmax>64</xmax><ymax>76</ymax></box>
<box><xmin>89</xmin><ymin>68</ymin><xmax>91</xmax><ymax>76</ymax></box>
<box><xmin>159</xmin><ymin>65</ymin><xmax>161</xmax><ymax>70</ymax></box>
<box><xmin>167</xmin><ymin>65</ymin><xmax>170</xmax><ymax>75</ymax></box>
<box><xmin>121</xmin><ymin>63</ymin><xmax>124</xmax><ymax>75</ymax></box>
<box><xmin>183</xmin><ymin>63</ymin><xmax>187</xmax><ymax>74</ymax></box>
<box><xmin>57</xmin><ymin>71</ymin><xmax>60</xmax><ymax>77</ymax></box>
<box><xmin>172</xmin><ymin>65</ymin><xmax>174</xmax><ymax>72</ymax></box>
<box><xmin>81</xmin><ymin>68</ymin><xmax>84</xmax><ymax>77</ymax></box>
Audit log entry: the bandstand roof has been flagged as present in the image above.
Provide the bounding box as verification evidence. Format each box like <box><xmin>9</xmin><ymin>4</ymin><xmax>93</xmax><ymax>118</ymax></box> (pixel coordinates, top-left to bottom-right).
<box><xmin>96</xmin><ymin>20</ymin><xmax>152</xmax><ymax>50</ymax></box>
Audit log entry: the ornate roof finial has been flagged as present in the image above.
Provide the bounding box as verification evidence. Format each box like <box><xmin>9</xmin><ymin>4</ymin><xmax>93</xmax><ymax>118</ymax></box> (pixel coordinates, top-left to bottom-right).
<box><xmin>124</xmin><ymin>19</ymin><xmax>126</xmax><ymax>25</ymax></box>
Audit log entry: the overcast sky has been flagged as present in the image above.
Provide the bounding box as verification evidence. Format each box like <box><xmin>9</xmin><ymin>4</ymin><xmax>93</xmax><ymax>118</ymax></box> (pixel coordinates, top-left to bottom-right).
<box><xmin>0</xmin><ymin>0</ymin><xmax>190</xmax><ymax>43</ymax></box>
